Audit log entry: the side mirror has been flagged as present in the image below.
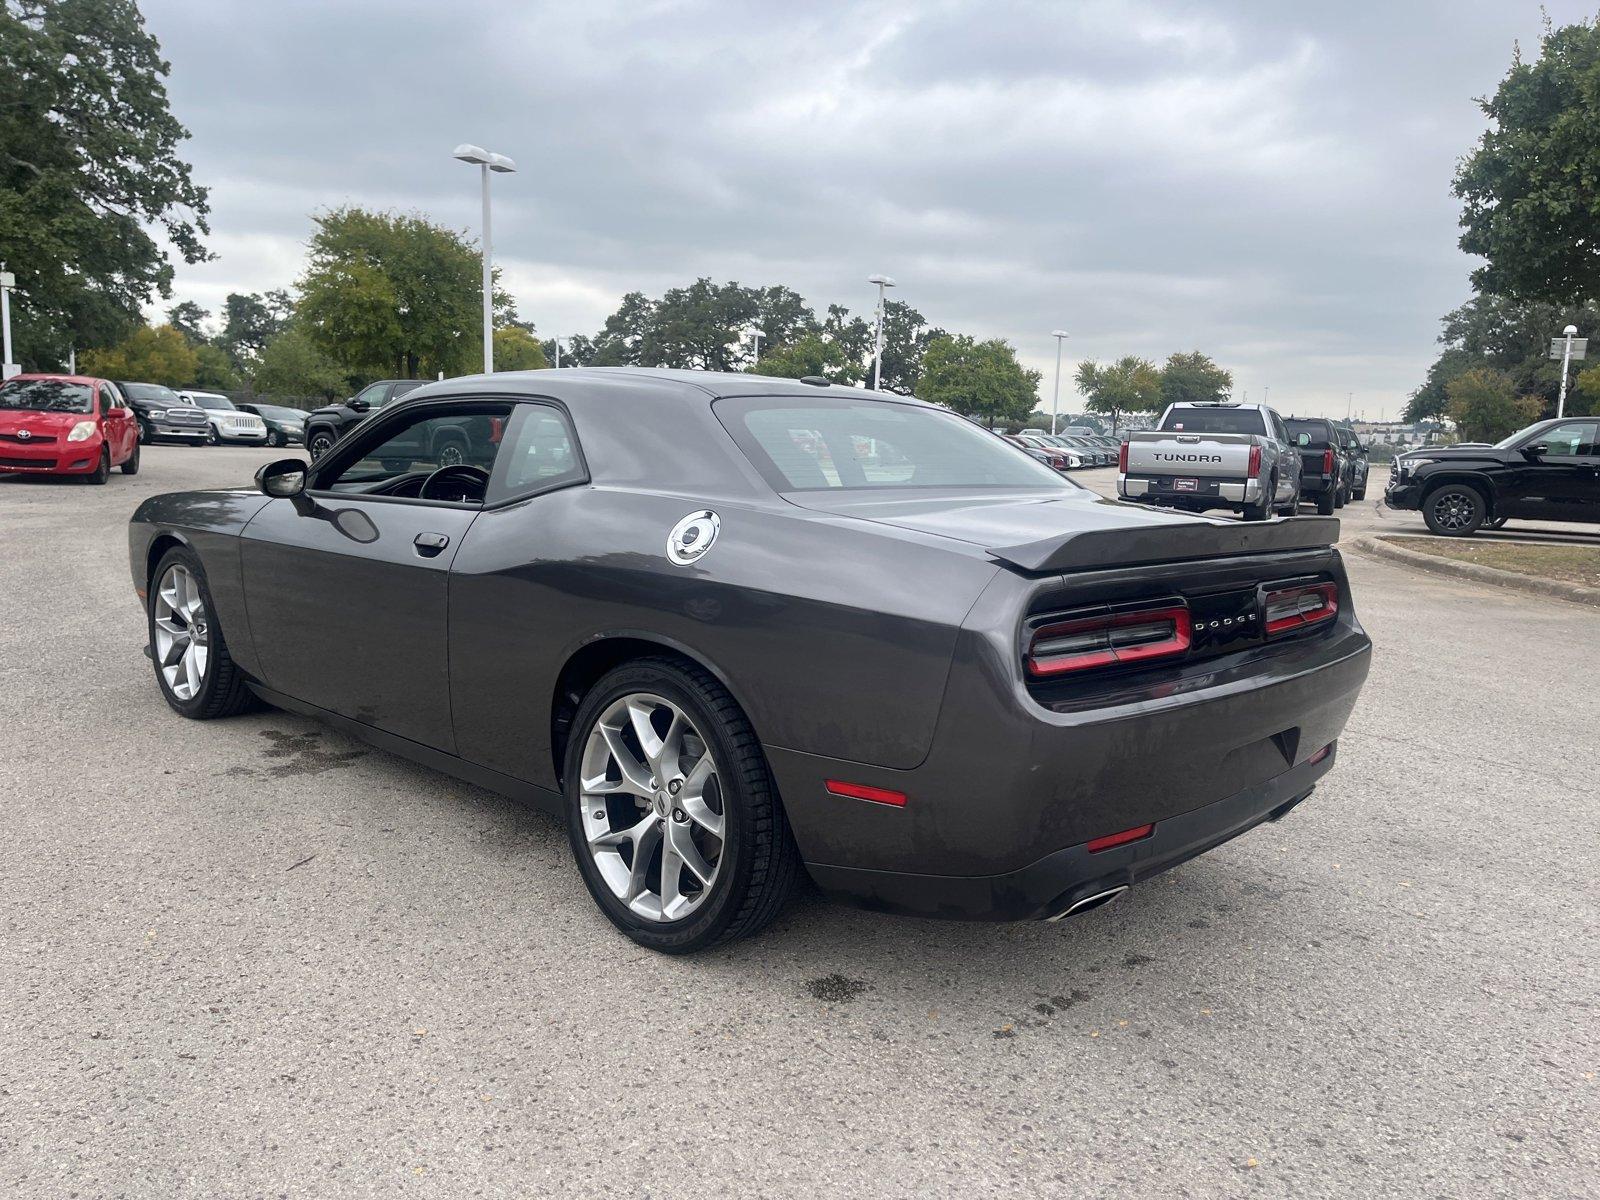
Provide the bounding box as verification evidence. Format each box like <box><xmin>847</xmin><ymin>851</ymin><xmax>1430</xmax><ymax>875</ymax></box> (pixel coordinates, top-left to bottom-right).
<box><xmin>349</xmin><ymin>399</ymin><xmax>369</xmax><ymax>412</ymax></box>
<box><xmin>1522</xmin><ymin>442</ymin><xmax>1548</xmax><ymax>459</ymax></box>
<box><xmin>257</xmin><ymin>457</ymin><xmax>308</xmax><ymax>498</ymax></box>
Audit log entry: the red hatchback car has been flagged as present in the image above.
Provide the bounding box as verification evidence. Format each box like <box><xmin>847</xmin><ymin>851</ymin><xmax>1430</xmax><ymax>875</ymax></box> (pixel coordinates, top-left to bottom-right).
<box><xmin>0</xmin><ymin>374</ymin><xmax>140</xmax><ymax>483</ymax></box>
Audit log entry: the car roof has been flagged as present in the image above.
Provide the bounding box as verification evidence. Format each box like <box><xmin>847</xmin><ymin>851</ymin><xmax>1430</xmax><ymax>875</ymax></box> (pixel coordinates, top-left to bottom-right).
<box><xmin>399</xmin><ymin>366</ymin><xmax>944</xmax><ymax>409</ymax></box>
<box><xmin>7</xmin><ymin>373</ymin><xmax>102</xmax><ymax>385</ymax></box>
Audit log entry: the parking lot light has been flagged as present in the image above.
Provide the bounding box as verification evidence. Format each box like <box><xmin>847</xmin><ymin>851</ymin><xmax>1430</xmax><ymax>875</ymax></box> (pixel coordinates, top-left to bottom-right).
<box><xmin>1050</xmin><ymin>330</ymin><xmax>1069</xmax><ymax>435</ymax></box>
<box><xmin>453</xmin><ymin>144</ymin><xmax>517</xmax><ymax>374</ymax></box>
<box><xmin>868</xmin><ymin>274</ymin><xmax>896</xmax><ymax>390</ymax></box>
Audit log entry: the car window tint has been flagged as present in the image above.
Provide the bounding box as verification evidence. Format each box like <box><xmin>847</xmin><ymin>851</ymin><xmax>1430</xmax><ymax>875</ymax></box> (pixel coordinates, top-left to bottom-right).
<box><xmin>487</xmin><ymin>405</ymin><xmax>586</xmax><ymax>500</ymax></box>
<box><xmin>1161</xmin><ymin>409</ymin><xmax>1265</xmax><ymax>434</ymax></box>
<box><xmin>718</xmin><ymin>396</ymin><xmax>1065</xmax><ymax>491</ymax></box>
<box><xmin>323</xmin><ymin>408</ymin><xmax>511</xmax><ymax>491</ymax></box>
<box><xmin>0</xmin><ymin>378</ymin><xmax>93</xmax><ymax>412</ymax></box>
<box><xmin>1533</xmin><ymin>421</ymin><xmax>1598</xmax><ymax>456</ymax></box>
<box><xmin>354</xmin><ymin>383</ymin><xmax>389</xmax><ymax>406</ymax></box>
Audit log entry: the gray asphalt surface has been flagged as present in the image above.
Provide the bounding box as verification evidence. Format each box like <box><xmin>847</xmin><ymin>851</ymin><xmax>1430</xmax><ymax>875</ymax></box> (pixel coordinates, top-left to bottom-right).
<box><xmin>4</xmin><ymin>446</ymin><xmax>1597</xmax><ymax>1199</ymax></box>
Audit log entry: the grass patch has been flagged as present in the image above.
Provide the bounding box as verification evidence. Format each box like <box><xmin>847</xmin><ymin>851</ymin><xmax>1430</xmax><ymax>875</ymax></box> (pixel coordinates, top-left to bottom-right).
<box><xmin>1387</xmin><ymin>537</ymin><xmax>1600</xmax><ymax>589</ymax></box>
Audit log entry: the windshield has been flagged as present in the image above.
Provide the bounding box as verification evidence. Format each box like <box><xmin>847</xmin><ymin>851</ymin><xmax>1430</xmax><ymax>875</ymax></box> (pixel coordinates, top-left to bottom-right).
<box><xmin>250</xmin><ymin>404</ymin><xmax>305</xmax><ymax>421</ymax></box>
<box><xmin>121</xmin><ymin>382</ymin><xmax>181</xmax><ymax>404</ymax></box>
<box><xmin>717</xmin><ymin>396</ymin><xmax>1069</xmax><ymax>491</ymax></box>
<box><xmin>0</xmin><ymin>379</ymin><xmax>93</xmax><ymax>413</ymax></box>
<box><xmin>191</xmin><ymin>393</ymin><xmax>235</xmax><ymax>410</ymax></box>
<box><xmin>1161</xmin><ymin>408</ymin><xmax>1265</xmax><ymax>435</ymax></box>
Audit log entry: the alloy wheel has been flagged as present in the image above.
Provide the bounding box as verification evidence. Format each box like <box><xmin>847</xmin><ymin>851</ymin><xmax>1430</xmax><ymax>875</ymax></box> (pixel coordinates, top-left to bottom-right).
<box><xmin>152</xmin><ymin>563</ymin><xmax>210</xmax><ymax>701</ymax></box>
<box><xmin>439</xmin><ymin>443</ymin><xmax>465</xmax><ymax>467</ymax></box>
<box><xmin>578</xmin><ymin>693</ymin><xmax>725</xmax><ymax>922</ymax></box>
<box><xmin>1430</xmin><ymin>491</ymin><xmax>1476</xmax><ymax>531</ymax></box>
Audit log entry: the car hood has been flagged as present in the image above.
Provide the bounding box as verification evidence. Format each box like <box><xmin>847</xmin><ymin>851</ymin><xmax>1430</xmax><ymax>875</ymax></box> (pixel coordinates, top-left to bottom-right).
<box><xmin>1400</xmin><ymin>446</ymin><xmax>1503</xmax><ymax>463</ymax></box>
<box><xmin>786</xmin><ymin>488</ymin><xmax>1341</xmax><ymax>573</ymax></box>
<box><xmin>0</xmin><ymin>409</ymin><xmax>91</xmax><ymax>435</ymax></box>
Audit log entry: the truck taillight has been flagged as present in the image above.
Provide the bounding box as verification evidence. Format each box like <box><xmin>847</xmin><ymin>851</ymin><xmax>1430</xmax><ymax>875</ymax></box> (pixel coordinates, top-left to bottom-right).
<box><xmin>1118</xmin><ymin>441</ymin><xmax>1129</xmax><ymax>472</ymax></box>
<box><xmin>1322</xmin><ymin>448</ymin><xmax>1334</xmax><ymax>475</ymax></box>
<box><xmin>1025</xmin><ymin>602</ymin><xmax>1191</xmax><ymax>677</ymax></box>
<box><xmin>1248</xmin><ymin>443</ymin><xmax>1261</xmax><ymax>476</ymax></box>
<box><xmin>1262</xmin><ymin>581</ymin><xmax>1338</xmax><ymax>636</ymax></box>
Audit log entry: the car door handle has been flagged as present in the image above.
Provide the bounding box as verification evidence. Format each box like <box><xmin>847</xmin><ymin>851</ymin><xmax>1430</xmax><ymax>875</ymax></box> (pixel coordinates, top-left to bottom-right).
<box><xmin>414</xmin><ymin>532</ymin><xmax>450</xmax><ymax>556</ymax></box>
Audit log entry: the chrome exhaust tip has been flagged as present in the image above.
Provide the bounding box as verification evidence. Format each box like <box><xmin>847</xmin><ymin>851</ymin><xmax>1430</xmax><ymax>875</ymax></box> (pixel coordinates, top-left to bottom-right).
<box><xmin>1045</xmin><ymin>885</ymin><xmax>1129</xmax><ymax>922</ymax></box>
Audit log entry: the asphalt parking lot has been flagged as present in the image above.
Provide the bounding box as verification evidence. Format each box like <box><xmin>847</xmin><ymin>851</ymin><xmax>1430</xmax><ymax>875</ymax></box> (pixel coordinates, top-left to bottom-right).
<box><xmin>4</xmin><ymin>446</ymin><xmax>1597</xmax><ymax>1199</ymax></box>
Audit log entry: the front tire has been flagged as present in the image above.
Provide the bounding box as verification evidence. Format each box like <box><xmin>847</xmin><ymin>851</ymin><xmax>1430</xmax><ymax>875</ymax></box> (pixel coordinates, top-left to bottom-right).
<box><xmin>86</xmin><ymin>447</ymin><xmax>110</xmax><ymax>485</ymax></box>
<box><xmin>148</xmin><ymin>547</ymin><xmax>254</xmax><ymax>719</ymax></box>
<box><xmin>120</xmin><ymin>441</ymin><xmax>140</xmax><ymax>475</ymax></box>
<box><xmin>205</xmin><ymin>426</ymin><xmax>219</xmax><ymax>446</ymax></box>
<box><xmin>564</xmin><ymin>657</ymin><xmax>800</xmax><ymax>954</ymax></box>
<box><xmin>308</xmin><ymin>430</ymin><xmax>335</xmax><ymax>460</ymax></box>
<box><xmin>1422</xmin><ymin>484</ymin><xmax>1485</xmax><ymax>537</ymax></box>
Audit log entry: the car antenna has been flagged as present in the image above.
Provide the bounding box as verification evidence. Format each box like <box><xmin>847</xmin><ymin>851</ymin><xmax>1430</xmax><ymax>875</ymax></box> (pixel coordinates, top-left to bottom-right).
<box><xmin>799</xmin><ymin>376</ymin><xmax>831</xmax><ymax>387</ymax></box>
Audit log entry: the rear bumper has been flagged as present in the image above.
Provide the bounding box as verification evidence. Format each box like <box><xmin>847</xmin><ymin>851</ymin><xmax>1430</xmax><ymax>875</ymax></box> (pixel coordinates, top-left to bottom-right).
<box><xmin>1120</xmin><ymin>473</ymin><xmax>1258</xmax><ymax>505</ymax></box>
<box><xmin>1301</xmin><ymin>473</ymin><xmax>1336</xmax><ymax>495</ymax></box>
<box><xmin>806</xmin><ymin>747</ymin><xmax>1334</xmax><ymax>920</ymax></box>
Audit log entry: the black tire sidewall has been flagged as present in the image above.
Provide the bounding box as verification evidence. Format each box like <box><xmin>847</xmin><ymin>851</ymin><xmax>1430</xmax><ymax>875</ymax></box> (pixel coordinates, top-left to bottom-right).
<box><xmin>87</xmin><ymin>448</ymin><xmax>109</xmax><ymax>484</ymax></box>
<box><xmin>1423</xmin><ymin>485</ymin><xmax>1484</xmax><ymax>537</ymax></box>
<box><xmin>121</xmin><ymin>442</ymin><xmax>140</xmax><ymax>474</ymax></box>
<box><xmin>309</xmin><ymin>432</ymin><xmax>333</xmax><ymax>460</ymax></box>
<box><xmin>563</xmin><ymin>662</ymin><xmax>765</xmax><ymax>953</ymax></box>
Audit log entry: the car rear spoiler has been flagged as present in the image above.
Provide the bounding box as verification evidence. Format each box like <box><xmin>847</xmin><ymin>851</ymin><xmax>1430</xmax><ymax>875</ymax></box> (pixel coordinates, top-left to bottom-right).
<box><xmin>988</xmin><ymin>517</ymin><xmax>1341</xmax><ymax>574</ymax></box>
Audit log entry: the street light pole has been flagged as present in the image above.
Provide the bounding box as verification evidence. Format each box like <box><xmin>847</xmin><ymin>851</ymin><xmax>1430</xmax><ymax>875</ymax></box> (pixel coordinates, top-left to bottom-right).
<box><xmin>1049</xmin><ymin>330</ymin><xmax>1069</xmax><ymax>435</ymax></box>
<box><xmin>750</xmin><ymin>328</ymin><xmax>763</xmax><ymax>367</ymax></box>
<box><xmin>554</xmin><ymin>337</ymin><xmax>562</xmax><ymax>369</ymax></box>
<box><xmin>0</xmin><ymin>262</ymin><xmax>15</xmax><ymax>380</ymax></box>
<box><xmin>453</xmin><ymin>144</ymin><xmax>517</xmax><ymax>374</ymax></box>
<box><xmin>1346</xmin><ymin>392</ymin><xmax>1353</xmax><ymax>420</ymax></box>
<box><xmin>867</xmin><ymin>274</ymin><xmax>896</xmax><ymax>390</ymax></box>
<box><xmin>1558</xmin><ymin>324</ymin><xmax>1579</xmax><ymax>418</ymax></box>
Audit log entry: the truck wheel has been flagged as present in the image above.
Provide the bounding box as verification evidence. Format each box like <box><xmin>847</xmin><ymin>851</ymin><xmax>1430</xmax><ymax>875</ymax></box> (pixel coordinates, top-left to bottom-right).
<box><xmin>1243</xmin><ymin>474</ymin><xmax>1274</xmax><ymax>521</ymax></box>
<box><xmin>308</xmin><ymin>430</ymin><xmax>335</xmax><ymax>460</ymax></box>
<box><xmin>1353</xmin><ymin>488</ymin><xmax>1366</xmax><ymax>501</ymax></box>
<box><xmin>1423</xmin><ymin>484</ymin><xmax>1485</xmax><ymax>536</ymax></box>
<box><xmin>1315</xmin><ymin>488</ymin><xmax>1335</xmax><ymax>516</ymax></box>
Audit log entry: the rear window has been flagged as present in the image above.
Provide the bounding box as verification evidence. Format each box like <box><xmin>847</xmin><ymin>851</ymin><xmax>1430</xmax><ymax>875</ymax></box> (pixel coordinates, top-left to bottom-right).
<box><xmin>717</xmin><ymin>396</ymin><xmax>1067</xmax><ymax>491</ymax></box>
<box><xmin>1286</xmin><ymin>419</ymin><xmax>1332</xmax><ymax>444</ymax></box>
<box><xmin>1160</xmin><ymin>407</ymin><xmax>1265</xmax><ymax>435</ymax></box>
<box><xmin>0</xmin><ymin>379</ymin><xmax>93</xmax><ymax>413</ymax></box>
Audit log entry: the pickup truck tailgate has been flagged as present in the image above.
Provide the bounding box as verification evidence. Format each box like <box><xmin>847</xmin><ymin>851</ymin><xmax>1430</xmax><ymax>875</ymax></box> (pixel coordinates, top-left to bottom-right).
<box><xmin>1124</xmin><ymin>431</ymin><xmax>1257</xmax><ymax>478</ymax></box>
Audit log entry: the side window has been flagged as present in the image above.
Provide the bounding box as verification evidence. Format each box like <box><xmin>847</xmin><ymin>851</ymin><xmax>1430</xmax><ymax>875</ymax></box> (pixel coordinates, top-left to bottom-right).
<box><xmin>101</xmin><ymin>381</ymin><xmax>125</xmax><ymax>408</ymax></box>
<box><xmin>320</xmin><ymin>406</ymin><xmax>512</xmax><ymax>493</ymax></box>
<box><xmin>1533</xmin><ymin>422</ymin><xmax>1597</xmax><ymax>456</ymax></box>
<box><xmin>1270</xmin><ymin>414</ymin><xmax>1288</xmax><ymax>444</ymax></box>
<box><xmin>487</xmin><ymin>404</ymin><xmax>587</xmax><ymax>501</ymax></box>
<box><xmin>353</xmin><ymin>382</ymin><xmax>389</xmax><ymax>407</ymax></box>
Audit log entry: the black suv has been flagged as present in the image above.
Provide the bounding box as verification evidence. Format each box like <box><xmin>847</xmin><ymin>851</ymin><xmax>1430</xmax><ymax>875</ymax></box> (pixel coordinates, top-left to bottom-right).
<box><xmin>304</xmin><ymin>379</ymin><xmax>425</xmax><ymax>460</ymax></box>
<box><xmin>1333</xmin><ymin>422</ymin><xmax>1368</xmax><ymax>501</ymax></box>
<box><xmin>1284</xmin><ymin>417</ymin><xmax>1347</xmax><ymax>515</ymax></box>
<box><xmin>1386</xmin><ymin>417</ymin><xmax>1600</xmax><ymax>536</ymax></box>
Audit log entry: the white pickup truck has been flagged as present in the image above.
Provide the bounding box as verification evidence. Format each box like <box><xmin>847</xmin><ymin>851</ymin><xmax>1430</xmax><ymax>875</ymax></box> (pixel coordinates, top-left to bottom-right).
<box><xmin>1118</xmin><ymin>402</ymin><xmax>1301</xmax><ymax>520</ymax></box>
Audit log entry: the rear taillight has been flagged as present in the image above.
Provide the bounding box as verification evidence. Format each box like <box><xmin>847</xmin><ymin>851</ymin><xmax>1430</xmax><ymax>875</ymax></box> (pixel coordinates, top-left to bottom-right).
<box><xmin>1117</xmin><ymin>441</ymin><xmax>1129</xmax><ymax>472</ymax></box>
<box><xmin>1322</xmin><ymin>448</ymin><xmax>1334</xmax><ymax>475</ymax></box>
<box><xmin>1248</xmin><ymin>443</ymin><xmax>1261</xmax><ymax>476</ymax></box>
<box><xmin>1026</xmin><ymin>602</ymin><xmax>1192</xmax><ymax>677</ymax></box>
<box><xmin>1262</xmin><ymin>581</ymin><xmax>1338</xmax><ymax>636</ymax></box>
<box><xmin>489</xmin><ymin>416</ymin><xmax>505</xmax><ymax>444</ymax></box>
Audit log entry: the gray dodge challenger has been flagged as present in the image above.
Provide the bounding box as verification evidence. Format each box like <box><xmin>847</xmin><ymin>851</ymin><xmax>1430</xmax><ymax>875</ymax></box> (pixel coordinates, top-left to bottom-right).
<box><xmin>128</xmin><ymin>368</ymin><xmax>1371</xmax><ymax>953</ymax></box>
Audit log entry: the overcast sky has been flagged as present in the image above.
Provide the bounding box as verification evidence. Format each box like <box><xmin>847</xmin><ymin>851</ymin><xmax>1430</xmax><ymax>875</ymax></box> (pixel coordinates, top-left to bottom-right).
<box><xmin>142</xmin><ymin>0</ymin><xmax>1593</xmax><ymax>420</ymax></box>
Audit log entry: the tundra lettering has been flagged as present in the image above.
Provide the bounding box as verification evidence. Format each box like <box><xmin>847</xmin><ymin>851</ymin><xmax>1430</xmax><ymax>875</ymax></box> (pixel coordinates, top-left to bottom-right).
<box><xmin>1153</xmin><ymin>452</ymin><xmax>1223</xmax><ymax>464</ymax></box>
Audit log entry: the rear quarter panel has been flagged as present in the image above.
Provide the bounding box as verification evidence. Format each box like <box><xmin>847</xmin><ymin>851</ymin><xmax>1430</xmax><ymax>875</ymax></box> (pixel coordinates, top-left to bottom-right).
<box><xmin>446</xmin><ymin>487</ymin><xmax>1001</xmax><ymax>787</ymax></box>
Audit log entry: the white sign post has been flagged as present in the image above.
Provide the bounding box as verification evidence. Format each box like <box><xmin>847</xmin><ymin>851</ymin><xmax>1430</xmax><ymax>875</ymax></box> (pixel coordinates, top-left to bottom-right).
<box><xmin>0</xmin><ymin>266</ymin><xmax>18</xmax><ymax>381</ymax></box>
<box><xmin>1549</xmin><ymin>328</ymin><xmax>1588</xmax><ymax>418</ymax></box>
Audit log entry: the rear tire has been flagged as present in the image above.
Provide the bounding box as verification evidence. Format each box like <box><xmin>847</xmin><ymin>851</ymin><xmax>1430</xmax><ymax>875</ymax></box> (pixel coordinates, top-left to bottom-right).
<box><xmin>120</xmin><ymin>441</ymin><xmax>140</xmax><ymax>475</ymax></box>
<box><xmin>564</xmin><ymin>657</ymin><xmax>801</xmax><ymax>954</ymax></box>
<box><xmin>1315</xmin><ymin>487</ymin><xmax>1335</xmax><ymax>516</ymax></box>
<box><xmin>1422</xmin><ymin>484</ymin><xmax>1485</xmax><ymax>537</ymax></box>
<box><xmin>148</xmin><ymin>547</ymin><xmax>255</xmax><ymax>719</ymax></box>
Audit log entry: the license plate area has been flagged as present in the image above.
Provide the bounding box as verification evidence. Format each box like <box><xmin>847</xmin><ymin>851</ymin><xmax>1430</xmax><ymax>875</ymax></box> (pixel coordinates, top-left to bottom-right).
<box><xmin>1173</xmin><ymin>477</ymin><xmax>1198</xmax><ymax>492</ymax></box>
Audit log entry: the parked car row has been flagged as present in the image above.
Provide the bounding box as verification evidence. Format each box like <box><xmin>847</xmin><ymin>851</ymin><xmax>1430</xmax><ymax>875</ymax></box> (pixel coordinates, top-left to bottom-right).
<box><xmin>1117</xmin><ymin>401</ymin><xmax>1370</xmax><ymax>521</ymax></box>
<box><xmin>1002</xmin><ymin>429</ymin><xmax>1120</xmax><ymax>470</ymax></box>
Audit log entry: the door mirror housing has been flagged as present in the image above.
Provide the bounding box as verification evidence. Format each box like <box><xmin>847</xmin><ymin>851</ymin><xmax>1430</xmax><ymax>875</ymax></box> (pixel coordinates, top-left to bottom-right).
<box><xmin>349</xmin><ymin>399</ymin><xmax>370</xmax><ymax>412</ymax></box>
<box><xmin>257</xmin><ymin>457</ymin><xmax>308</xmax><ymax>498</ymax></box>
<box><xmin>1522</xmin><ymin>442</ymin><xmax>1549</xmax><ymax>459</ymax></box>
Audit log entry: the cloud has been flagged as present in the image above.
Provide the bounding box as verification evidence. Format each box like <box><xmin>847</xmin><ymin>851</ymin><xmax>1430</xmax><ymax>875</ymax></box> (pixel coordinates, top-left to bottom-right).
<box><xmin>140</xmin><ymin>0</ymin><xmax>1586</xmax><ymax>417</ymax></box>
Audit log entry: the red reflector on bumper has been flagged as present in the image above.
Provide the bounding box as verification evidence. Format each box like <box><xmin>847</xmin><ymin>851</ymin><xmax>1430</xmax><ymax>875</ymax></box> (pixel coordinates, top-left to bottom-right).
<box><xmin>1084</xmin><ymin>823</ymin><xmax>1155</xmax><ymax>853</ymax></box>
<box><xmin>1308</xmin><ymin>743</ymin><xmax>1332</xmax><ymax>765</ymax></box>
<box><xmin>825</xmin><ymin>780</ymin><xmax>908</xmax><ymax>808</ymax></box>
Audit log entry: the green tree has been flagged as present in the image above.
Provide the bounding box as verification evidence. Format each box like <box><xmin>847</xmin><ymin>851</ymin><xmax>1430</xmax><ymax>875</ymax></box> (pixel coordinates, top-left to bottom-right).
<box><xmin>590</xmin><ymin>292</ymin><xmax>658</xmax><ymax>365</ymax></box>
<box><xmin>494</xmin><ymin>326</ymin><xmax>548</xmax><ymax>371</ymax></box>
<box><xmin>191</xmin><ymin>343</ymin><xmax>236</xmax><ymax>389</ymax></box>
<box><xmin>874</xmin><ymin>300</ymin><xmax>946</xmax><ymax>394</ymax></box>
<box><xmin>1159</xmin><ymin>351</ymin><xmax>1232</xmax><ymax>406</ymax></box>
<box><xmin>218</xmin><ymin>291</ymin><xmax>289</xmax><ymax>367</ymax></box>
<box><xmin>1455</xmin><ymin>17</ymin><xmax>1600</xmax><ymax>303</ymax></box>
<box><xmin>167</xmin><ymin>301</ymin><xmax>210</xmax><ymax>346</ymax></box>
<box><xmin>0</xmin><ymin>0</ymin><xmax>211</xmax><ymax>368</ymax></box>
<box><xmin>295</xmin><ymin>207</ymin><xmax>512</xmax><ymax>379</ymax></box>
<box><xmin>822</xmin><ymin>303</ymin><xmax>873</xmax><ymax>378</ymax></box>
<box><xmin>1445</xmin><ymin>367</ymin><xmax>1541</xmax><ymax>442</ymax></box>
<box><xmin>918</xmin><ymin>335</ymin><xmax>1041</xmax><ymax>427</ymax></box>
<box><xmin>252</xmin><ymin>327</ymin><xmax>347</xmax><ymax>400</ymax></box>
<box><xmin>80</xmin><ymin>324</ymin><xmax>198</xmax><ymax>386</ymax></box>
<box><xmin>542</xmin><ymin>333</ymin><xmax>594</xmax><ymax>367</ymax></box>
<box><xmin>1074</xmin><ymin>356</ymin><xmax>1161</xmax><ymax>432</ymax></box>
<box><xmin>750</xmin><ymin>285</ymin><xmax>819</xmax><ymax>364</ymax></box>
<box><xmin>754</xmin><ymin>332</ymin><xmax>854</xmax><ymax>382</ymax></box>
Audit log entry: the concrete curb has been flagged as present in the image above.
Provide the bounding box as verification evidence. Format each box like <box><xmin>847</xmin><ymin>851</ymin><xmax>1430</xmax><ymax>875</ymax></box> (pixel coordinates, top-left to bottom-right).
<box><xmin>1347</xmin><ymin>535</ymin><xmax>1600</xmax><ymax>609</ymax></box>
